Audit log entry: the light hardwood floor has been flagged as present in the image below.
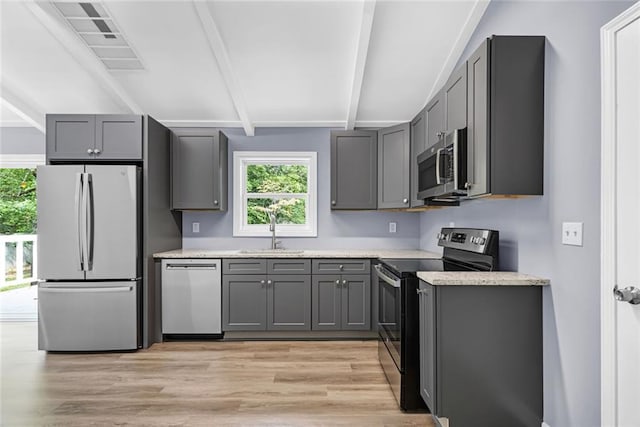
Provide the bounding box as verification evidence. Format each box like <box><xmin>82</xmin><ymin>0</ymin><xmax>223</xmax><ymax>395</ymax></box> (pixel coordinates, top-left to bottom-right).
<box><xmin>1</xmin><ymin>322</ymin><xmax>434</xmax><ymax>426</ymax></box>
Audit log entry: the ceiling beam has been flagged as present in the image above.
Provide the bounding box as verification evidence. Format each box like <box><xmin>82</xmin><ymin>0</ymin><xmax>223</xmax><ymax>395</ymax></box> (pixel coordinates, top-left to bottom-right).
<box><xmin>193</xmin><ymin>1</ymin><xmax>254</xmax><ymax>137</ymax></box>
<box><xmin>0</xmin><ymin>85</ymin><xmax>45</xmax><ymax>132</ymax></box>
<box><xmin>424</xmin><ymin>0</ymin><xmax>490</xmax><ymax>104</ymax></box>
<box><xmin>345</xmin><ymin>0</ymin><xmax>376</xmax><ymax>130</ymax></box>
<box><xmin>24</xmin><ymin>1</ymin><xmax>143</xmax><ymax>114</ymax></box>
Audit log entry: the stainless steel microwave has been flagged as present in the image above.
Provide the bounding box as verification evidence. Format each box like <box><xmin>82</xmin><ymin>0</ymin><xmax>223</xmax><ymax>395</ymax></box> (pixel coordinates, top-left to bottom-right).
<box><xmin>416</xmin><ymin>128</ymin><xmax>467</xmax><ymax>200</ymax></box>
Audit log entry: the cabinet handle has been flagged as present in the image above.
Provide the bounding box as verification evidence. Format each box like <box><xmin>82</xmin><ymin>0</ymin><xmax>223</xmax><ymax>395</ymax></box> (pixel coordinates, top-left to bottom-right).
<box><xmin>87</xmin><ymin>149</ymin><xmax>94</xmax><ymax>154</ymax></box>
<box><xmin>331</xmin><ymin>200</ymin><xmax>336</xmax><ymax>206</ymax></box>
<box><xmin>213</xmin><ymin>200</ymin><xmax>218</xmax><ymax>205</ymax></box>
<box><xmin>464</xmin><ymin>182</ymin><xmax>473</xmax><ymax>189</ymax></box>
<box><xmin>339</xmin><ymin>264</ymin><xmax>344</xmax><ymax>270</ymax></box>
<box><xmin>403</xmin><ymin>198</ymin><xmax>408</xmax><ymax>204</ymax></box>
<box><xmin>335</xmin><ymin>279</ymin><xmax>340</xmax><ymax>285</ymax></box>
<box><xmin>94</xmin><ymin>149</ymin><xmax>101</xmax><ymax>155</ymax></box>
<box><xmin>267</xmin><ymin>279</ymin><xmax>272</xmax><ymax>285</ymax></box>
<box><xmin>416</xmin><ymin>289</ymin><xmax>427</xmax><ymax>295</ymax></box>
<box><xmin>260</xmin><ymin>280</ymin><xmax>266</xmax><ymax>285</ymax></box>
<box><xmin>342</xmin><ymin>280</ymin><xmax>347</xmax><ymax>286</ymax></box>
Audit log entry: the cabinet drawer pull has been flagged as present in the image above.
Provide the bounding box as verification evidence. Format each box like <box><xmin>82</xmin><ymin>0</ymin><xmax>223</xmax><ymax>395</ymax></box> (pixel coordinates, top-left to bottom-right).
<box><xmin>87</xmin><ymin>149</ymin><xmax>94</xmax><ymax>154</ymax></box>
<box><xmin>94</xmin><ymin>148</ymin><xmax>101</xmax><ymax>155</ymax></box>
<box><xmin>342</xmin><ymin>280</ymin><xmax>347</xmax><ymax>285</ymax></box>
<box><xmin>335</xmin><ymin>280</ymin><xmax>340</xmax><ymax>285</ymax></box>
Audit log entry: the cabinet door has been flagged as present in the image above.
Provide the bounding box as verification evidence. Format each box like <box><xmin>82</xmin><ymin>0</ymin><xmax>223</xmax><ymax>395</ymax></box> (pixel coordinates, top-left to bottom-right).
<box><xmin>46</xmin><ymin>114</ymin><xmax>95</xmax><ymax>160</ymax></box>
<box><xmin>419</xmin><ymin>281</ymin><xmax>437</xmax><ymax>412</ymax></box>
<box><xmin>267</xmin><ymin>275</ymin><xmax>311</xmax><ymax>331</ymax></box>
<box><xmin>311</xmin><ymin>275</ymin><xmax>341</xmax><ymax>330</ymax></box>
<box><xmin>330</xmin><ymin>130</ymin><xmax>377</xmax><ymax>210</ymax></box>
<box><xmin>466</xmin><ymin>39</ymin><xmax>490</xmax><ymax>197</ymax></box>
<box><xmin>95</xmin><ymin>115</ymin><xmax>142</xmax><ymax>160</ymax></box>
<box><xmin>378</xmin><ymin>123</ymin><xmax>410</xmax><ymax>209</ymax></box>
<box><xmin>171</xmin><ymin>128</ymin><xmax>226</xmax><ymax>210</ymax></box>
<box><xmin>222</xmin><ymin>275</ymin><xmax>267</xmax><ymax>331</ymax></box>
<box><xmin>341</xmin><ymin>274</ymin><xmax>371</xmax><ymax>330</ymax></box>
<box><xmin>425</xmin><ymin>91</ymin><xmax>445</xmax><ymax>149</ymax></box>
<box><xmin>444</xmin><ymin>63</ymin><xmax>468</xmax><ymax>132</ymax></box>
<box><xmin>410</xmin><ymin>108</ymin><xmax>427</xmax><ymax>207</ymax></box>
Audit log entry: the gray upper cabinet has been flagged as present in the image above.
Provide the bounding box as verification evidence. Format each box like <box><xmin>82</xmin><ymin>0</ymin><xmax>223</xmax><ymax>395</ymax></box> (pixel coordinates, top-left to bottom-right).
<box><xmin>377</xmin><ymin>123</ymin><xmax>410</xmax><ymax>209</ymax></box>
<box><xmin>330</xmin><ymin>130</ymin><xmax>377</xmax><ymax>210</ymax></box>
<box><xmin>170</xmin><ymin>128</ymin><xmax>228</xmax><ymax>211</ymax></box>
<box><xmin>425</xmin><ymin>91</ymin><xmax>445</xmax><ymax>150</ymax></box>
<box><xmin>95</xmin><ymin>115</ymin><xmax>143</xmax><ymax>160</ymax></box>
<box><xmin>444</xmin><ymin>63</ymin><xmax>467</xmax><ymax>132</ymax></box>
<box><xmin>466</xmin><ymin>36</ymin><xmax>545</xmax><ymax>198</ymax></box>
<box><xmin>410</xmin><ymin>108</ymin><xmax>427</xmax><ymax>208</ymax></box>
<box><xmin>46</xmin><ymin>114</ymin><xmax>142</xmax><ymax>161</ymax></box>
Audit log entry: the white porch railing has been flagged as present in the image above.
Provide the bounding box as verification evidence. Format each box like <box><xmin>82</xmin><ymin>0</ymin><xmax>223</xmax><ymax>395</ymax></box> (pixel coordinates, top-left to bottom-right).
<box><xmin>1</xmin><ymin>234</ymin><xmax>38</xmax><ymax>287</ymax></box>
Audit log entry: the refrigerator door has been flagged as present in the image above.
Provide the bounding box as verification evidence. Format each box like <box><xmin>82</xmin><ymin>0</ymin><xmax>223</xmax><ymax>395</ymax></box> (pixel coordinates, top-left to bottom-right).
<box><xmin>37</xmin><ymin>165</ymin><xmax>86</xmax><ymax>280</ymax></box>
<box><xmin>85</xmin><ymin>165</ymin><xmax>139</xmax><ymax>280</ymax></box>
<box><xmin>38</xmin><ymin>281</ymin><xmax>139</xmax><ymax>351</ymax></box>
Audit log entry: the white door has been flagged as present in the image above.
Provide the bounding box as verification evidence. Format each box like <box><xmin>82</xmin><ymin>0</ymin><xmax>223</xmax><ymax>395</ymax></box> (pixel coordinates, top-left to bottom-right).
<box><xmin>601</xmin><ymin>3</ymin><xmax>640</xmax><ymax>427</ymax></box>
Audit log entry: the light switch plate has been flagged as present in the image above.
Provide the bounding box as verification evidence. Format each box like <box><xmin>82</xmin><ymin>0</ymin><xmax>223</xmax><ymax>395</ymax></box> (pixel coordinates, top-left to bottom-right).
<box><xmin>192</xmin><ymin>222</ymin><xmax>200</xmax><ymax>233</ymax></box>
<box><xmin>562</xmin><ymin>222</ymin><xmax>583</xmax><ymax>246</ymax></box>
<box><xmin>389</xmin><ymin>222</ymin><xmax>397</xmax><ymax>233</ymax></box>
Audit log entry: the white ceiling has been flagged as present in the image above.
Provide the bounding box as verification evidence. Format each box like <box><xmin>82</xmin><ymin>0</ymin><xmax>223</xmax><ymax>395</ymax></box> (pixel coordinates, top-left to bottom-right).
<box><xmin>0</xmin><ymin>0</ymin><xmax>488</xmax><ymax>136</ymax></box>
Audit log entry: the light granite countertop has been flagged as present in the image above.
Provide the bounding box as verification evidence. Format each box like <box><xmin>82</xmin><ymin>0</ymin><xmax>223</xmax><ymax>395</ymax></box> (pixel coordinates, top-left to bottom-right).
<box><xmin>417</xmin><ymin>271</ymin><xmax>550</xmax><ymax>286</ymax></box>
<box><xmin>153</xmin><ymin>248</ymin><xmax>442</xmax><ymax>259</ymax></box>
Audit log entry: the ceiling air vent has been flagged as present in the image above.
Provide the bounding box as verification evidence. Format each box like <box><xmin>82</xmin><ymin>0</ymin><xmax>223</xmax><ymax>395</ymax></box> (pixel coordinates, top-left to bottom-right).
<box><xmin>53</xmin><ymin>1</ymin><xmax>144</xmax><ymax>71</ymax></box>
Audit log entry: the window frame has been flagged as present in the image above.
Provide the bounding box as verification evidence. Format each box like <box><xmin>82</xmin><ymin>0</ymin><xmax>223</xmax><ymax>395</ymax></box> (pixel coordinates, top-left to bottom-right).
<box><xmin>233</xmin><ymin>151</ymin><xmax>317</xmax><ymax>237</ymax></box>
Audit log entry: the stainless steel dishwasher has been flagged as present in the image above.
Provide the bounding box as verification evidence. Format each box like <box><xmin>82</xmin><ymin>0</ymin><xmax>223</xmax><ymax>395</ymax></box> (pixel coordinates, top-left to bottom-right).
<box><xmin>161</xmin><ymin>259</ymin><xmax>222</xmax><ymax>335</ymax></box>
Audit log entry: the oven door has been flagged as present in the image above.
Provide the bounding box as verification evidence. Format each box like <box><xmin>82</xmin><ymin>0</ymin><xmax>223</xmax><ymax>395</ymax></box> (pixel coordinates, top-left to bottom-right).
<box><xmin>375</xmin><ymin>264</ymin><xmax>403</xmax><ymax>371</ymax></box>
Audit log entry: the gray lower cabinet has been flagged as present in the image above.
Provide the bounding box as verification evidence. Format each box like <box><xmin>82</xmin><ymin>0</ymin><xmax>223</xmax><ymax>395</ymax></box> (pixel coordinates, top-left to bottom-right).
<box><xmin>170</xmin><ymin>128</ymin><xmax>228</xmax><ymax>210</ymax></box>
<box><xmin>330</xmin><ymin>130</ymin><xmax>377</xmax><ymax>210</ymax></box>
<box><xmin>46</xmin><ymin>114</ymin><xmax>142</xmax><ymax>161</ymax></box>
<box><xmin>418</xmin><ymin>280</ymin><xmax>542</xmax><ymax>426</ymax></box>
<box><xmin>222</xmin><ymin>259</ymin><xmax>311</xmax><ymax>331</ymax></box>
<box><xmin>377</xmin><ymin>123</ymin><xmax>411</xmax><ymax>209</ymax></box>
<box><xmin>466</xmin><ymin>36</ymin><xmax>545</xmax><ymax>198</ymax></box>
<box><xmin>312</xmin><ymin>274</ymin><xmax>370</xmax><ymax>331</ymax></box>
<box><xmin>312</xmin><ymin>258</ymin><xmax>371</xmax><ymax>331</ymax></box>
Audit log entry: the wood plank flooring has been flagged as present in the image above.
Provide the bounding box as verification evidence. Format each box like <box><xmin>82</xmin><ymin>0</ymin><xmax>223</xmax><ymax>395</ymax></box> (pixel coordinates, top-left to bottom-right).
<box><xmin>1</xmin><ymin>323</ymin><xmax>434</xmax><ymax>426</ymax></box>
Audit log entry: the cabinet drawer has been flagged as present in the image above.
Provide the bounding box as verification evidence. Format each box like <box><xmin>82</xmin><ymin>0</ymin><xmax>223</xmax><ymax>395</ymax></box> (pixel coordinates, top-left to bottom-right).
<box><xmin>267</xmin><ymin>259</ymin><xmax>311</xmax><ymax>275</ymax></box>
<box><xmin>312</xmin><ymin>259</ymin><xmax>370</xmax><ymax>275</ymax></box>
<box><xmin>223</xmin><ymin>259</ymin><xmax>267</xmax><ymax>275</ymax></box>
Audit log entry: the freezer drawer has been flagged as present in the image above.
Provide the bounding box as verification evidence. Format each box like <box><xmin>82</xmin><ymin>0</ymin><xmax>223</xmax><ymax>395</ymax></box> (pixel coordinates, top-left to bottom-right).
<box><xmin>162</xmin><ymin>259</ymin><xmax>222</xmax><ymax>334</ymax></box>
<box><xmin>38</xmin><ymin>281</ymin><xmax>139</xmax><ymax>351</ymax></box>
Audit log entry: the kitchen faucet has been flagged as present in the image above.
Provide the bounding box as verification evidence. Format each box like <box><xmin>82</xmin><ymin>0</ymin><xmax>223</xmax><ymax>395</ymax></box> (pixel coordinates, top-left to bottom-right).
<box><xmin>268</xmin><ymin>211</ymin><xmax>280</xmax><ymax>250</ymax></box>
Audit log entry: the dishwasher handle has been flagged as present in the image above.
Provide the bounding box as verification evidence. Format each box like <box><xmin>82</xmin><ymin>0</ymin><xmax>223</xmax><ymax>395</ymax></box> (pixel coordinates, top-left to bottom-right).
<box><xmin>165</xmin><ymin>263</ymin><xmax>218</xmax><ymax>270</ymax></box>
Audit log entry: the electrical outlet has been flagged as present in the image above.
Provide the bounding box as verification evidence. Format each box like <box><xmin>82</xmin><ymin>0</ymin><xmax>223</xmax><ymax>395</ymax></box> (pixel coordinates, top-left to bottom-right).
<box><xmin>192</xmin><ymin>222</ymin><xmax>200</xmax><ymax>233</ymax></box>
<box><xmin>389</xmin><ymin>222</ymin><xmax>397</xmax><ymax>233</ymax></box>
<box><xmin>562</xmin><ymin>222</ymin><xmax>583</xmax><ymax>246</ymax></box>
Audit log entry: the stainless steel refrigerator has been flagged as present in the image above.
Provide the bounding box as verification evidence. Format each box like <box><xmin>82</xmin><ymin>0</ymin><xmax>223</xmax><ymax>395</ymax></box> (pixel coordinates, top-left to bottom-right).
<box><xmin>37</xmin><ymin>164</ymin><xmax>141</xmax><ymax>351</ymax></box>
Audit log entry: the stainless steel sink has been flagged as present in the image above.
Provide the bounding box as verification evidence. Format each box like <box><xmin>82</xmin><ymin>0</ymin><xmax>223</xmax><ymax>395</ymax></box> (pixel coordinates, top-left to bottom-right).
<box><xmin>237</xmin><ymin>249</ymin><xmax>304</xmax><ymax>255</ymax></box>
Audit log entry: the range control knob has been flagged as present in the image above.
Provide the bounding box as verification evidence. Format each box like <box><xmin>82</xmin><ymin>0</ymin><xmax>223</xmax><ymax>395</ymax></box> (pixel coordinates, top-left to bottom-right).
<box><xmin>478</xmin><ymin>237</ymin><xmax>486</xmax><ymax>245</ymax></box>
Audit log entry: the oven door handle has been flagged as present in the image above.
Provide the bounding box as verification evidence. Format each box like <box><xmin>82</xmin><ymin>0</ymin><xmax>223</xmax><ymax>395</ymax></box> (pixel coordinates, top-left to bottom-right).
<box><xmin>375</xmin><ymin>265</ymin><xmax>401</xmax><ymax>288</ymax></box>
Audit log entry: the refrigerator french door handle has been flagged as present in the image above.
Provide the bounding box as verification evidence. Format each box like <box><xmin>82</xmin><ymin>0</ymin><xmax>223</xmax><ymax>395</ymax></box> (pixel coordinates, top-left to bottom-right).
<box><xmin>85</xmin><ymin>173</ymin><xmax>94</xmax><ymax>270</ymax></box>
<box><xmin>80</xmin><ymin>173</ymin><xmax>90</xmax><ymax>271</ymax></box>
<box><xmin>75</xmin><ymin>172</ymin><xmax>85</xmax><ymax>271</ymax></box>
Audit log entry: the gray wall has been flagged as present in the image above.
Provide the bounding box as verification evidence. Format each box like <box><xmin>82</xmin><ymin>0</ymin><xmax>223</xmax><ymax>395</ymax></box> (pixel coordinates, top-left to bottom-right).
<box><xmin>0</xmin><ymin>127</ymin><xmax>45</xmax><ymax>154</ymax></box>
<box><xmin>182</xmin><ymin>127</ymin><xmax>421</xmax><ymax>250</ymax></box>
<box><xmin>418</xmin><ymin>2</ymin><xmax>634</xmax><ymax>426</ymax></box>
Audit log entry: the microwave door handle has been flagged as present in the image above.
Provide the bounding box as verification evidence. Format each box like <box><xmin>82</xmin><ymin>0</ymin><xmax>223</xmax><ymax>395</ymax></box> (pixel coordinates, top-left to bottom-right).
<box><xmin>435</xmin><ymin>148</ymin><xmax>443</xmax><ymax>185</ymax></box>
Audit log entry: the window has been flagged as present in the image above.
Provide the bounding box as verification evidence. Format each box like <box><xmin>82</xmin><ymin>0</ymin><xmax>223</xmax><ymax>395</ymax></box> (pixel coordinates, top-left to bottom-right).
<box><xmin>233</xmin><ymin>152</ymin><xmax>317</xmax><ymax>237</ymax></box>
